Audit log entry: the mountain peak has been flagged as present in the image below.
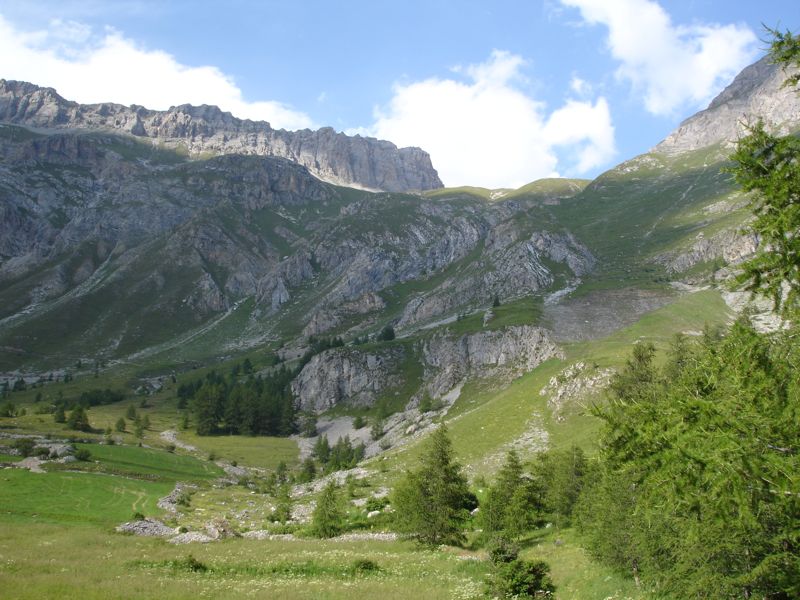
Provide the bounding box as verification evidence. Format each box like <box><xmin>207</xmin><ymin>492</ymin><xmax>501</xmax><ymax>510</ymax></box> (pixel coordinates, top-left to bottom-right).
<box><xmin>655</xmin><ymin>54</ymin><xmax>800</xmax><ymax>155</ymax></box>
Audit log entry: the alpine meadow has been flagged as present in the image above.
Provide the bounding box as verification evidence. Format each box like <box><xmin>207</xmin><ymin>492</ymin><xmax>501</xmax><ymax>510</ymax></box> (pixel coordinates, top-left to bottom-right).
<box><xmin>1</xmin><ymin>4</ymin><xmax>799</xmax><ymax>600</ymax></box>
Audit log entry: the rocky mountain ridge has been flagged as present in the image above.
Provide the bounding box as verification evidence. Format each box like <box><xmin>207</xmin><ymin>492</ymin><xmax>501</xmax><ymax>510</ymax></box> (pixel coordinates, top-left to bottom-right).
<box><xmin>655</xmin><ymin>54</ymin><xmax>800</xmax><ymax>154</ymax></box>
<box><xmin>0</xmin><ymin>80</ymin><xmax>442</xmax><ymax>193</ymax></box>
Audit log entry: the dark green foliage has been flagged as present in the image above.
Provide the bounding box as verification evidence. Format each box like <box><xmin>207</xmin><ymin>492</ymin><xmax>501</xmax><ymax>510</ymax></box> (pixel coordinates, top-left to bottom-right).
<box><xmin>53</xmin><ymin>404</ymin><xmax>66</xmax><ymax>423</ymax></box>
<box><xmin>77</xmin><ymin>388</ymin><xmax>125</xmax><ymax>407</ymax></box>
<box><xmin>12</xmin><ymin>377</ymin><xmax>26</xmax><ymax>392</ymax></box>
<box><xmin>531</xmin><ymin>445</ymin><xmax>586</xmax><ymax>527</ymax></box>
<box><xmin>313</xmin><ymin>435</ymin><xmax>330</xmax><ymax>462</ymax></box>
<box><xmin>12</xmin><ymin>437</ymin><xmax>36</xmax><ymax>457</ymax></box>
<box><xmin>377</xmin><ymin>325</ymin><xmax>395</xmax><ymax>341</ymax></box>
<box><xmin>174</xmin><ymin>554</ymin><xmax>208</xmax><ymax>573</ymax></box>
<box><xmin>351</xmin><ymin>558</ymin><xmax>380</xmax><ymax>574</ymax></box>
<box><xmin>311</xmin><ymin>481</ymin><xmax>345</xmax><ymax>538</ymax></box>
<box><xmin>727</xmin><ymin>28</ymin><xmax>800</xmax><ymax>315</ymax></box>
<box><xmin>186</xmin><ymin>367</ymin><xmax>296</xmax><ymax>437</ymax></box>
<box><xmin>486</xmin><ymin>536</ymin><xmax>555</xmax><ymax>598</ymax></box>
<box><xmin>115</xmin><ymin>417</ymin><xmax>126</xmax><ymax>432</ymax></box>
<box><xmin>392</xmin><ymin>425</ymin><xmax>472</xmax><ymax>546</ymax></box>
<box><xmin>273</xmin><ymin>483</ymin><xmax>293</xmax><ymax>523</ymax></box>
<box><xmin>74</xmin><ymin>448</ymin><xmax>92</xmax><ymax>461</ymax></box>
<box><xmin>767</xmin><ymin>26</ymin><xmax>800</xmax><ymax>89</ymax></box>
<box><xmin>578</xmin><ymin>321</ymin><xmax>800</xmax><ymax>598</ymax></box>
<box><xmin>66</xmin><ymin>406</ymin><xmax>91</xmax><ymax>432</ymax></box>
<box><xmin>313</xmin><ymin>435</ymin><xmax>364</xmax><ymax>472</ymax></box>
<box><xmin>125</xmin><ymin>405</ymin><xmax>137</xmax><ymax>420</ymax></box>
<box><xmin>491</xmin><ymin>560</ymin><xmax>556</xmax><ymax>598</ymax></box>
<box><xmin>300</xmin><ymin>412</ymin><xmax>318</xmax><ymax>437</ymax></box>
<box><xmin>296</xmin><ymin>457</ymin><xmax>316</xmax><ymax>483</ymax></box>
<box><xmin>370</xmin><ymin>418</ymin><xmax>384</xmax><ymax>440</ymax></box>
<box><xmin>352</xmin><ymin>415</ymin><xmax>365</xmax><ymax>429</ymax></box>
<box><xmin>492</xmin><ymin>293</ymin><xmax>501</xmax><ymax>308</ymax></box>
<box><xmin>364</xmin><ymin>496</ymin><xmax>389</xmax><ymax>513</ymax></box>
<box><xmin>0</xmin><ymin>401</ymin><xmax>15</xmax><ymax>417</ymax></box>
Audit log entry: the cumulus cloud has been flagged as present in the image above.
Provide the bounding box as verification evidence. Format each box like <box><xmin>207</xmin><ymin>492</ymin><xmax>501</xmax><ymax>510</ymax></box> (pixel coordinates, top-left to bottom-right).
<box><xmin>363</xmin><ymin>50</ymin><xmax>615</xmax><ymax>188</ymax></box>
<box><xmin>0</xmin><ymin>15</ymin><xmax>313</xmax><ymax>130</ymax></box>
<box><xmin>561</xmin><ymin>0</ymin><xmax>758</xmax><ymax>116</ymax></box>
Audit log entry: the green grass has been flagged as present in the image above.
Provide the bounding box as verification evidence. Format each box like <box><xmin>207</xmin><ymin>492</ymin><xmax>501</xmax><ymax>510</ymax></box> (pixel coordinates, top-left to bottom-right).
<box><xmin>522</xmin><ymin>529</ymin><xmax>647</xmax><ymax>600</ymax></box>
<box><xmin>0</xmin><ymin>469</ymin><xmax>172</xmax><ymax>526</ymax></box>
<box><xmin>63</xmin><ymin>443</ymin><xmax>224</xmax><ymax>482</ymax></box>
<box><xmin>176</xmin><ymin>432</ymin><xmax>299</xmax><ymax>469</ymax></box>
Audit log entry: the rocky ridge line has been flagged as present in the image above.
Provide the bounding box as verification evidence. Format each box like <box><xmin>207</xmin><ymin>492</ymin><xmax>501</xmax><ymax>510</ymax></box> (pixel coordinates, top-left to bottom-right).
<box><xmin>0</xmin><ymin>79</ymin><xmax>443</xmax><ymax>193</ymax></box>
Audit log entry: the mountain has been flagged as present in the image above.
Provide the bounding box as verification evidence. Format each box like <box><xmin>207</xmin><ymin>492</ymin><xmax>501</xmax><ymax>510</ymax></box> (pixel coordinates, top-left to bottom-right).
<box><xmin>656</xmin><ymin>54</ymin><xmax>800</xmax><ymax>154</ymax></box>
<box><xmin>0</xmin><ymin>80</ymin><xmax>443</xmax><ymax>193</ymax></box>
<box><xmin>0</xmin><ymin>53</ymin><xmax>798</xmax><ymax>383</ymax></box>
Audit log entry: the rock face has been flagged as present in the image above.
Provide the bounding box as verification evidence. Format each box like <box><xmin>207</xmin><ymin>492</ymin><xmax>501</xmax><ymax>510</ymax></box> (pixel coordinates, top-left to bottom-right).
<box><xmin>291</xmin><ymin>347</ymin><xmax>404</xmax><ymax>412</ymax></box>
<box><xmin>422</xmin><ymin>325</ymin><xmax>563</xmax><ymax>398</ymax></box>
<box><xmin>656</xmin><ymin>229</ymin><xmax>759</xmax><ymax>274</ymax></box>
<box><xmin>656</xmin><ymin>55</ymin><xmax>800</xmax><ymax>154</ymax></box>
<box><xmin>0</xmin><ymin>79</ymin><xmax>443</xmax><ymax>193</ymax></box>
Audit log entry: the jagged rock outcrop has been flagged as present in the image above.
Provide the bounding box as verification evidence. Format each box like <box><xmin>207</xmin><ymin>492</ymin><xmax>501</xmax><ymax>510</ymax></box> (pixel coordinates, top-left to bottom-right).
<box><xmin>422</xmin><ymin>325</ymin><xmax>563</xmax><ymax>398</ymax></box>
<box><xmin>656</xmin><ymin>55</ymin><xmax>800</xmax><ymax>154</ymax></box>
<box><xmin>291</xmin><ymin>347</ymin><xmax>404</xmax><ymax>412</ymax></box>
<box><xmin>0</xmin><ymin>79</ymin><xmax>443</xmax><ymax>192</ymax></box>
<box><xmin>656</xmin><ymin>229</ymin><xmax>759</xmax><ymax>274</ymax></box>
<box><xmin>397</xmin><ymin>229</ymin><xmax>595</xmax><ymax>328</ymax></box>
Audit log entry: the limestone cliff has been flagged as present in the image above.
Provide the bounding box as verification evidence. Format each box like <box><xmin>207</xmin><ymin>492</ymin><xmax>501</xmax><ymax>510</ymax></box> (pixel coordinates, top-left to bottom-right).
<box><xmin>655</xmin><ymin>55</ymin><xmax>800</xmax><ymax>154</ymax></box>
<box><xmin>0</xmin><ymin>80</ymin><xmax>442</xmax><ymax>193</ymax></box>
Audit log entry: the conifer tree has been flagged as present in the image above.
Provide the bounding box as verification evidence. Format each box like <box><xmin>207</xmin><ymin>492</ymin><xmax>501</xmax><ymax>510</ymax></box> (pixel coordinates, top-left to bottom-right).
<box><xmin>392</xmin><ymin>425</ymin><xmax>472</xmax><ymax>546</ymax></box>
<box><xmin>311</xmin><ymin>481</ymin><xmax>345</xmax><ymax>538</ymax></box>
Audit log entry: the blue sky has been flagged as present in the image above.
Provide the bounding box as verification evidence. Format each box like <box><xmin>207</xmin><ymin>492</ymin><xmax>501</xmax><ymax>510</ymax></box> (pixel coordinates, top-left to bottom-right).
<box><xmin>0</xmin><ymin>0</ymin><xmax>797</xmax><ymax>187</ymax></box>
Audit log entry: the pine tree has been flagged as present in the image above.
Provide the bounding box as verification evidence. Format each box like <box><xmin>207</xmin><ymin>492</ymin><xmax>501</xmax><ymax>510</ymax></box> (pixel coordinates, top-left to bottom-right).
<box><xmin>115</xmin><ymin>417</ymin><xmax>126</xmax><ymax>432</ymax></box>
<box><xmin>53</xmin><ymin>404</ymin><xmax>66</xmax><ymax>423</ymax></box>
<box><xmin>392</xmin><ymin>425</ymin><xmax>472</xmax><ymax>546</ymax></box>
<box><xmin>273</xmin><ymin>483</ymin><xmax>293</xmax><ymax>524</ymax></box>
<box><xmin>311</xmin><ymin>481</ymin><xmax>345</xmax><ymax>538</ymax></box>
<box><xmin>66</xmin><ymin>406</ymin><xmax>91</xmax><ymax>432</ymax></box>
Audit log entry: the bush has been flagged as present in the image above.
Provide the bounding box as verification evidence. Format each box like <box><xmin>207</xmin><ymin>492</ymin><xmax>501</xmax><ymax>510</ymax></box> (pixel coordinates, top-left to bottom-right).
<box><xmin>351</xmin><ymin>558</ymin><xmax>380</xmax><ymax>574</ymax></box>
<box><xmin>12</xmin><ymin>437</ymin><xmax>36</xmax><ymax>457</ymax></box>
<box><xmin>377</xmin><ymin>325</ymin><xmax>395</xmax><ymax>341</ymax></box>
<box><xmin>66</xmin><ymin>407</ymin><xmax>92</xmax><ymax>432</ymax></box>
<box><xmin>74</xmin><ymin>448</ymin><xmax>92</xmax><ymax>461</ymax></box>
<box><xmin>353</xmin><ymin>415</ymin><xmax>366</xmax><ymax>429</ymax></box>
<box><xmin>491</xmin><ymin>559</ymin><xmax>555</xmax><ymax>598</ymax></box>
<box><xmin>175</xmin><ymin>554</ymin><xmax>208</xmax><ymax>573</ymax></box>
<box><xmin>132</xmin><ymin>511</ymin><xmax>145</xmax><ymax>521</ymax></box>
<box><xmin>364</xmin><ymin>496</ymin><xmax>389</xmax><ymax>512</ymax></box>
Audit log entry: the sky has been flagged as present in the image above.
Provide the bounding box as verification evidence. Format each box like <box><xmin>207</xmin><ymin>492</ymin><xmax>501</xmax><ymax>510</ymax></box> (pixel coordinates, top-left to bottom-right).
<box><xmin>0</xmin><ymin>0</ymin><xmax>797</xmax><ymax>188</ymax></box>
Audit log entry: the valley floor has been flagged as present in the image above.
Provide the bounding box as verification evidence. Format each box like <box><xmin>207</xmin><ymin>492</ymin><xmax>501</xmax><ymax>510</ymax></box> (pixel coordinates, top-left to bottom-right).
<box><xmin>0</xmin><ymin>288</ymin><xmax>734</xmax><ymax>599</ymax></box>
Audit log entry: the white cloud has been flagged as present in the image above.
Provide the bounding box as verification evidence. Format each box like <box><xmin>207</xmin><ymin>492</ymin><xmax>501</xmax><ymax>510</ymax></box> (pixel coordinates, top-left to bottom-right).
<box><xmin>0</xmin><ymin>15</ymin><xmax>313</xmax><ymax>130</ymax></box>
<box><xmin>569</xmin><ymin>75</ymin><xmax>592</xmax><ymax>97</ymax></box>
<box><xmin>560</xmin><ymin>0</ymin><xmax>758</xmax><ymax>116</ymax></box>
<box><xmin>364</xmin><ymin>50</ymin><xmax>615</xmax><ymax>188</ymax></box>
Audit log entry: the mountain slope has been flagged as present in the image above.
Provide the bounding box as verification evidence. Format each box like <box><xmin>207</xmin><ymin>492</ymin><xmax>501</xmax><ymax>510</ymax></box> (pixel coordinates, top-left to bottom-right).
<box><xmin>1</xmin><ymin>53</ymin><xmax>798</xmax><ymax>377</ymax></box>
